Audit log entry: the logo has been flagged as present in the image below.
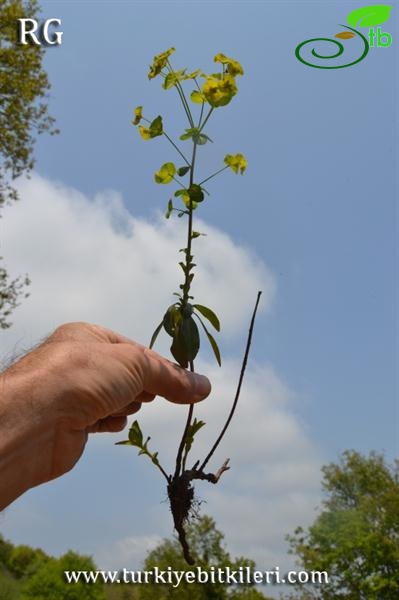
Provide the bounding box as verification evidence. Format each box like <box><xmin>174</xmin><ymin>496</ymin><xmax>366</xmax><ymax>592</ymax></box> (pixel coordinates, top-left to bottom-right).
<box><xmin>295</xmin><ymin>5</ymin><xmax>393</xmax><ymax>69</ymax></box>
<box><xmin>18</xmin><ymin>18</ymin><xmax>63</xmax><ymax>46</ymax></box>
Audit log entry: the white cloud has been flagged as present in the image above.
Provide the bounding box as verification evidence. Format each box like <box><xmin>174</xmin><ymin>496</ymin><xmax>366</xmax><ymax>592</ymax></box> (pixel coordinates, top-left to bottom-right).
<box><xmin>95</xmin><ymin>534</ymin><xmax>162</xmax><ymax>571</ymax></box>
<box><xmin>0</xmin><ymin>174</ymin><xmax>321</xmax><ymax>593</ymax></box>
<box><xmin>0</xmin><ymin>173</ymin><xmax>274</xmax><ymax>358</ymax></box>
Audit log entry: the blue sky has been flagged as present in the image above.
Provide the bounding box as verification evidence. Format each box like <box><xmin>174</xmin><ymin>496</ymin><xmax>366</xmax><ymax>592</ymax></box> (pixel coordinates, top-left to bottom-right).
<box><xmin>1</xmin><ymin>0</ymin><xmax>397</xmax><ymax>589</ymax></box>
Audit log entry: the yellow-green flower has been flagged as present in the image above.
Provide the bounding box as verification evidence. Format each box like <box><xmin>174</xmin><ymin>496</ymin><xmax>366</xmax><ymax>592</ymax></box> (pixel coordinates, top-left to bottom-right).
<box><xmin>214</xmin><ymin>53</ymin><xmax>244</xmax><ymax>76</ymax></box>
<box><xmin>202</xmin><ymin>73</ymin><xmax>237</xmax><ymax>108</ymax></box>
<box><xmin>138</xmin><ymin>126</ymin><xmax>151</xmax><ymax>140</ymax></box>
<box><xmin>154</xmin><ymin>162</ymin><xmax>176</xmax><ymax>184</ymax></box>
<box><xmin>190</xmin><ymin>90</ymin><xmax>206</xmax><ymax>104</ymax></box>
<box><xmin>224</xmin><ymin>153</ymin><xmax>247</xmax><ymax>174</ymax></box>
<box><xmin>148</xmin><ymin>47</ymin><xmax>175</xmax><ymax>80</ymax></box>
<box><xmin>132</xmin><ymin>105</ymin><xmax>143</xmax><ymax>126</ymax></box>
<box><xmin>163</xmin><ymin>69</ymin><xmax>202</xmax><ymax>90</ymax></box>
<box><xmin>138</xmin><ymin>115</ymin><xmax>163</xmax><ymax>140</ymax></box>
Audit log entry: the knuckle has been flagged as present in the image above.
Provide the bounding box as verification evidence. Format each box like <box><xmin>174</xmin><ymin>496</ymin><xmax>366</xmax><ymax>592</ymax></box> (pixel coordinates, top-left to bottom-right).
<box><xmin>50</xmin><ymin>321</ymin><xmax>86</xmax><ymax>340</ymax></box>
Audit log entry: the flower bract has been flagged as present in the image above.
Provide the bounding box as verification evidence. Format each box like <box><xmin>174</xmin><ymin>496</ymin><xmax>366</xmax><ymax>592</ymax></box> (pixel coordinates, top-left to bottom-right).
<box><xmin>224</xmin><ymin>153</ymin><xmax>247</xmax><ymax>174</ymax></box>
<box><xmin>202</xmin><ymin>73</ymin><xmax>237</xmax><ymax>108</ymax></box>
<box><xmin>214</xmin><ymin>53</ymin><xmax>244</xmax><ymax>76</ymax></box>
<box><xmin>148</xmin><ymin>47</ymin><xmax>175</xmax><ymax>79</ymax></box>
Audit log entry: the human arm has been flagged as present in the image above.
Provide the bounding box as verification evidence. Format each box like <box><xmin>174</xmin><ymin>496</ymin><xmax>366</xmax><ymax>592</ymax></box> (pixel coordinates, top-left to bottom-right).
<box><xmin>0</xmin><ymin>322</ymin><xmax>211</xmax><ymax>510</ymax></box>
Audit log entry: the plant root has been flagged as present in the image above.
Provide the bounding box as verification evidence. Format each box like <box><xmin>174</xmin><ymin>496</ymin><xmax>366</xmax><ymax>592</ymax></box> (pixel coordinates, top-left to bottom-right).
<box><xmin>167</xmin><ymin>458</ymin><xmax>230</xmax><ymax>565</ymax></box>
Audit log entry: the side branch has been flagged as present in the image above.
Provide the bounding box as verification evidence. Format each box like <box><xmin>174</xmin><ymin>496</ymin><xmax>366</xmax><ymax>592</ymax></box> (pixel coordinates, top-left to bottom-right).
<box><xmin>199</xmin><ymin>291</ymin><xmax>262</xmax><ymax>471</ymax></box>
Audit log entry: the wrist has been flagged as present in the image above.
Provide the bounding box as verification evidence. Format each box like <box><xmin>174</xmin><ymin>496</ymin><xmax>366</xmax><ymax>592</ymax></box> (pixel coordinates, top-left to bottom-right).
<box><xmin>0</xmin><ymin>368</ymin><xmax>55</xmax><ymax>509</ymax></box>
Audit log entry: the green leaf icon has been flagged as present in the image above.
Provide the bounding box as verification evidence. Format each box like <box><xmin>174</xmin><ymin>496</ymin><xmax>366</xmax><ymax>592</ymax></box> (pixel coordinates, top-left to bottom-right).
<box><xmin>347</xmin><ymin>5</ymin><xmax>393</xmax><ymax>28</ymax></box>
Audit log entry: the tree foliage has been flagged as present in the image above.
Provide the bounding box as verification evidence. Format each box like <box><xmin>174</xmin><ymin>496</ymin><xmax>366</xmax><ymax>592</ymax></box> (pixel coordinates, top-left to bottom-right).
<box><xmin>0</xmin><ymin>264</ymin><xmax>30</xmax><ymax>329</ymax></box>
<box><xmin>0</xmin><ymin>0</ymin><xmax>57</xmax><ymax>208</ymax></box>
<box><xmin>136</xmin><ymin>515</ymin><xmax>271</xmax><ymax>600</ymax></box>
<box><xmin>287</xmin><ymin>450</ymin><xmax>399</xmax><ymax>599</ymax></box>
<box><xmin>20</xmin><ymin>550</ymin><xmax>106</xmax><ymax>600</ymax></box>
<box><xmin>0</xmin><ymin>0</ymin><xmax>57</xmax><ymax>328</ymax></box>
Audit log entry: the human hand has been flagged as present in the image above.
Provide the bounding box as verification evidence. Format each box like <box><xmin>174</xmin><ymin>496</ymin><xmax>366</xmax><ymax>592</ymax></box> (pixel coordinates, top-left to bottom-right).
<box><xmin>0</xmin><ymin>322</ymin><xmax>211</xmax><ymax>509</ymax></box>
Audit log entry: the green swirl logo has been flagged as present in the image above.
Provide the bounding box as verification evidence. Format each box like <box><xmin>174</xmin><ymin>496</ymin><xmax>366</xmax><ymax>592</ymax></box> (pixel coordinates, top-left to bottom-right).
<box><xmin>295</xmin><ymin>5</ymin><xmax>393</xmax><ymax>69</ymax></box>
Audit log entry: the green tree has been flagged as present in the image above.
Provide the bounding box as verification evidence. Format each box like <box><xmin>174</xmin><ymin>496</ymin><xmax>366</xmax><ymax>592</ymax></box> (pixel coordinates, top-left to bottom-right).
<box><xmin>0</xmin><ymin>534</ymin><xmax>14</xmax><ymax>567</ymax></box>
<box><xmin>0</xmin><ymin>573</ymin><xmax>19</xmax><ymax>600</ymax></box>
<box><xmin>7</xmin><ymin>543</ymin><xmax>49</xmax><ymax>579</ymax></box>
<box><xmin>0</xmin><ymin>0</ymin><xmax>57</xmax><ymax>328</ymax></box>
<box><xmin>20</xmin><ymin>550</ymin><xmax>106</xmax><ymax>600</ymax></box>
<box><xmin>287</xmin><ymin>450</ymin><xmax>399</xmax><ymax>599</ymax></box>
<box><xmin>135</xmin><ymin>515</ymin><xmax>271</xmax><ymax>600</ymax></box>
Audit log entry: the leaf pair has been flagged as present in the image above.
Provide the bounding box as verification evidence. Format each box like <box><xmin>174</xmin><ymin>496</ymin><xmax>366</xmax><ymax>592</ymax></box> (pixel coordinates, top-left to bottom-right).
<box><xmin>138</xmin><ymin>115</ymin><xmax>163</xmax><ymax>140</ymax></box>
<box><xmin>149</xmin><ymin>303</ymin><xmax>221</xmax><ymax>367</ymax></box>
<box><xmin>175</xmin><ymin>184</ymin><xmax>204</xmax><ymax>209</ymax></box>
<box><xmin>163</xmin><ymin>69</ymin><xmax>201</xmax><ymax>90</ymax></box>
<box><xmin>180</xmin><ymin>127</ymin><xmax>213</xmax><ymax>145</ymax></box>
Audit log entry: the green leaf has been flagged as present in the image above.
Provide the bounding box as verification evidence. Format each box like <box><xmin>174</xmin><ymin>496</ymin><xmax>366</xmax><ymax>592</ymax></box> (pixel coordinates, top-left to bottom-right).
<box><xmin>179</xmin><ymin>127</ymin><xmax>213</xmax><ymax>145</ymax></box>
<box><xmin>183</xmin><ymin>418</ymin><xmax>206</xmax><ymax>458</ymax></box>
<box><xmin>175</xmin><ymin>188</ymin><xmax>198</xmax><ymax>210</ymax></box>
<box><xmin>165</xmin><ymin>199</ymin><xmax>173</xmax><ymax>219</ymax></box>
<box><xmin>163</xmin><ymin>69</ymin><xmax>186</xmax><ymax>90</ymax></box>
<box><xmin>118</xmin><ymin>421</ymin><xmax>162</xmax><ymax>469</ymax></box>
<box><xmin>195</xmin><ymin>315</ymin><xmax>222</xmax><ymax>366</ymax></box>
<box><xmin>180</xmin><ymin>127</ymin><xmax>198</xmax><ymax>141</ymax></box>
<box><xmin>154</xmin><ymin>162</ymin><xmax>176</xmax><ymax>184</ymax></box>
<box><xmin>180</xmin><ymin>316</ymin><xmax>200</xmax><ymax>361</ymax></box>
<box><xmin>170</xmin><ymin>316</ymin><xmax>200</xmax><ymax>367</ymax></box>
<box><xmin>170</xmin><ymin>333</ymin><xmax>188</xmax><ymax>368</ymax></box>
<box><xmin>149</xmin><ymin>115</ymin><xmax>163</xmax><ymax>137</ymax></box>
<box><xmin>177</xmin><ymin>166</ymin><xmax>190</xmax><ymax>177</ymax></box>
<box><xmin>139</xmin><ymin>116</ymin><xmax>163</xmax><ymax>139</ymax></box>
<box><xmin>188</xmin><ymin>184</ymin><xmax>204</xmax><ymax>203</ymax></box>
<box><xmin>194</xmin><ymin>304</ymin><xmax>220</xmax><ymax>331</ymax></box>
<box><xmin>128</xmin><ymin>420</ymin><xmax>144</xmax><ymax>446</ymax></box>
<box><xmin>197</xmin><ymin>133</ymin><xmax>213</xmax><ymax>146</ymax></box>
<box><xmin>347</xmin><ymin>5</ymin><xmax>393</xmax><ymax>27</ymax></box>
<box><xmin>149</xmin><ymin>321</ymin><xmax>163</xmax><ymax>348</ymax></box>
<box><xmin>163</xmin><ymin>69</ymin><xmax>201</xmax><ymax>90</ymax></box>
<box><xmin>163</xmin><ymin>304</ymin><xmax>181</xmax><ymax>337</ymax></box>
<box><xmin>191</xmin><ymin>231</ymin><xmax>205</xmax><ymax>239</ymax></box>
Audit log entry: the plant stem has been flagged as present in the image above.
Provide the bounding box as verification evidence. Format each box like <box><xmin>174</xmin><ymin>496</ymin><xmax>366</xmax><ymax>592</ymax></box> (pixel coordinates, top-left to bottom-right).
<box><xmin>163</xmin><ymin>132</ymin><xmax>191</xmax><ymax>166</ymax></box>
<box><xmin>157</xmin><ymin>462</ymin><xmax>172</xmax><ymax>482</ymax></box>
<box><xmin>199</xmin><ymin>165</ymin><xmax>229</xmax><ymax>186</ymax></box>
<box><xmin>174</xmin><ymin>361</ymin><xmax>194</xmax><ymax>478</ymax></box>
<box><xmin>199</xmin><ymin>291</ymin><xmax>262</xmax><ymax>471</ymax></box>
<box><xmin>182</xmin><ymin>140</ymin><xmax>197</xmax><ymax>304</ymax></box>
<box><xmin>166</xmin><ymin>62</ymin><xmax>195</xmax><ymax>129</ymax></box>
<box><xmin>172</xmin><ymin>175</ymin><xmax>186</xmax><ymax>189</ymax></box>
<box><xmin>197</xmin><ymin>100</ymin><xmax>205</xmax><ymax>130</ymax></box>
<box><xmin>198</xmin><ymin>107</ymin><xmax>214</xmax><ymax>133</ymax></box>
<box><xmin>175</xmin><ymin>137</ymin><xmax>198</xmax><ymax>478</ymax></box>
<box><xmin>142</xmin><ymin>116</ymin><xmax>190</xmax><ymax>165</ymax></box>
<box><xmin>175</xmin><ymin>80</ymin><xmax>195</xmax><ymax>129</ymax></box>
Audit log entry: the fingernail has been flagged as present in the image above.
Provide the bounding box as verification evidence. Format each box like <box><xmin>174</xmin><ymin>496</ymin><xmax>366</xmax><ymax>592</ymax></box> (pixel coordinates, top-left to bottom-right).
<box><xmin>193</xmin><ymin>373</ymin><xmax>211</xmax><ymax>400</ymax></box>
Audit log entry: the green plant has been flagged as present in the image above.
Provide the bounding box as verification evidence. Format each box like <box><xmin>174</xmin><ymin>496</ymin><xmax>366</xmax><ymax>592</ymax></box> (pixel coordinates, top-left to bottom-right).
<box><xmin>287</xmin><ymin>451</ymin><xmax>399</xmax><ymax>598</ymax></box>
<box><xmin>117</xmin><ymin>48</ymin><xmax>261</xmax><ymax>564</ymax></box>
